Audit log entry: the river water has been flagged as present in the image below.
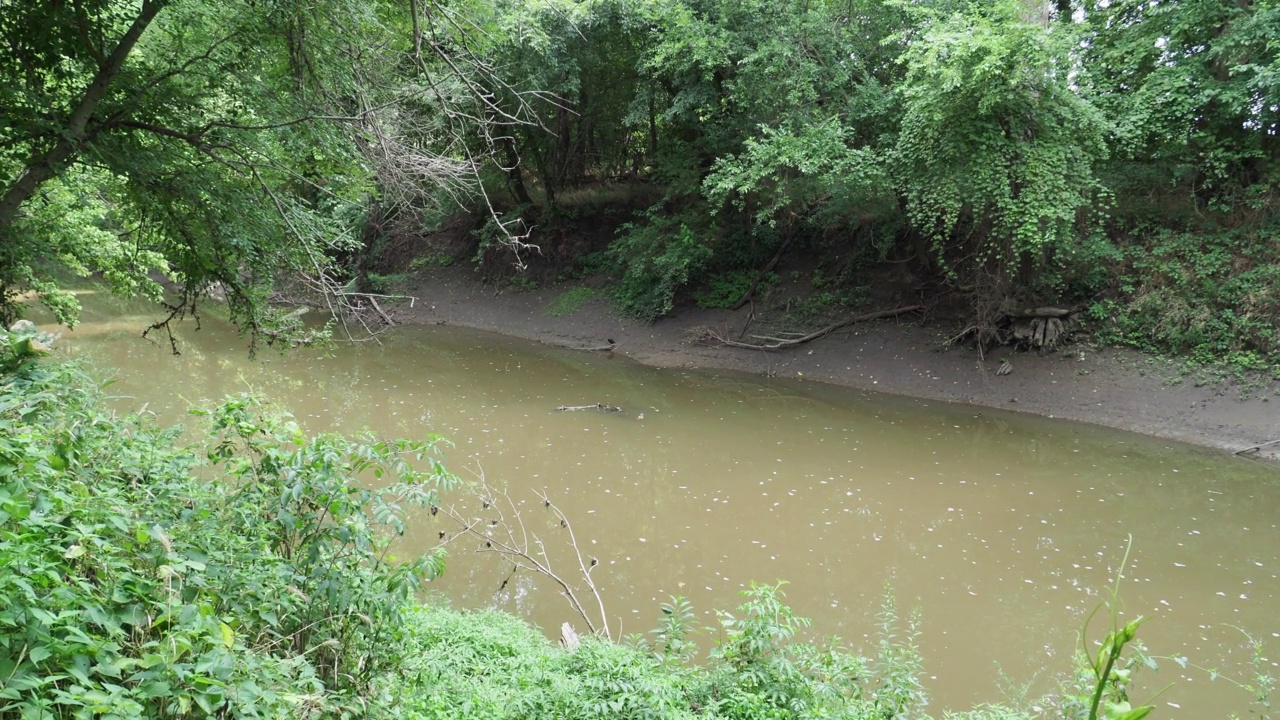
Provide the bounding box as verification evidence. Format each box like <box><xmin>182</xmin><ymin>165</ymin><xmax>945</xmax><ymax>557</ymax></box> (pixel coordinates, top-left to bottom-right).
<box><xmin>51</xmin><ymin>292</ymin><xmax>1279</xmax><ymax>717</ymax></box>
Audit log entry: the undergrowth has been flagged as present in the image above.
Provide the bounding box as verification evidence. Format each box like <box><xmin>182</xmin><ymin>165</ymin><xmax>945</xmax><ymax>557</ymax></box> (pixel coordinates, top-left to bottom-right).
<box><xmin>546</xmin><ymin>287</ymin><xmax>597</xmax><ymax>317</ymax></box>
<box><xmin>0</xmin><ymin>326</ymin><xmax>452</xmax><ymax>718</ymax></box>
<box><xmin>1084</xmin><ymin>227</ymin><xmax>1280</xmax><ymax>374</ymax></box>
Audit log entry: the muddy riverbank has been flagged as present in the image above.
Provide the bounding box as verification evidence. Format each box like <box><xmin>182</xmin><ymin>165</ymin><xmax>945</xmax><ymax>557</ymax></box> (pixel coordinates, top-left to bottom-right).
<box><xmin>393</xmin><ymin>266</ymin><xmax>1280</xmax><ymax>459</ymax></box>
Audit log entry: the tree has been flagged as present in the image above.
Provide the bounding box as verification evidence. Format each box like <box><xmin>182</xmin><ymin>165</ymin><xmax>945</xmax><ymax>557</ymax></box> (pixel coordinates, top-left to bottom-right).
<box><xmin>0</xmin><ymin>0</ymin><xmax>447</xmax><ymax>336</ymax></box>
<box><xmin>1075</xmin><ymin>0</ymin><xmax>1279</xmax><ymax>216</ymax></box>
<box><xmin>0</xmin><ymin>0</ymin><xmax>554</xmax><ymax>333</ymax></box>
<box><xmin>891</xmin><ymin>0</ymin><xmax>1109</xmax><ymax>296</ymax></box>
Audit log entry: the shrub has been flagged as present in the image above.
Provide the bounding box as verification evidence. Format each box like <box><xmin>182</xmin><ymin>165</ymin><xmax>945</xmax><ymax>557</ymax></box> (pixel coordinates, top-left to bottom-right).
<box><xmin>695</xmin><ymin>271</ymin><xmax>779</xmax><ymax>310</ymax></box>
<box><xmin>1088</xmin><ymin>227</ymin><xmax>1280</xmax><ymax>368</ymax></box>
<box><xmin>611</xmin><ymin>216</ymin><xmax>714</xmax><ymax>322</ymax></box>
<box><xmin>0</xmin><ymin>352</ymin><xmax>453</xmax><ymax>718</ymax></box>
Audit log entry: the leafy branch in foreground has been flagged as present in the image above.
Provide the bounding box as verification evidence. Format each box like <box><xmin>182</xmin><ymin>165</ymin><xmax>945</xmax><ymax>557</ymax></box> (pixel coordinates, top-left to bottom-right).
<box><xmin>0</xmin><ymin>351</ymin><xmax>455</xmax><ymax>717</ymax></box>
<box><xmin>1056</xmin><ymin>536</ymin><xmax>1166</xmax><ymax>720</ymax></box>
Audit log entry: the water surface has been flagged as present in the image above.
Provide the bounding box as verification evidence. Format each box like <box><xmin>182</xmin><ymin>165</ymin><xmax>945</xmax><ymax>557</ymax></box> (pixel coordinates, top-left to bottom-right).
<box><xmin>54</xmin><ymin>294</ymin><xmax>1280</xmax><ymax>717</ymax></box>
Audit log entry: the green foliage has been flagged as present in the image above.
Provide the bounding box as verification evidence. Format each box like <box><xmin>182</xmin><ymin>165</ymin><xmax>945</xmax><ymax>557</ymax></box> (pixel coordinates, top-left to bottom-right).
<box><xmin>1086</xmin><ymin>228</ymin><xmax>1280</xmax><ymax>366</ymax></box>
<box><xmin>1055</xmin><ymin>539</ymin><xmax>1159</xmax><ymax>720</ymax></box>
<box><xmin>612</xmin><ymin>218</ymin><xmax>713</xmax><ymax>321</ymax></box>
<box><xmin>365</xmin><ymin>272</ymin><xmax>411</xmax><ymax>294</ymax></box>
<box><xmin>565</xmin><ymin>251</ymin><xmax>623</xmax><ymax>282</ymax></box>
<box><xmin>394</xmin><ymin>583</ymin><xmax>929</xmax><ymax>720</ymax></box>
<box><xmin>646</xmin><ymin>596</ymin><xmax>699</xmax><ymax>667</ymax></box>
<box><xmin>785</xmin><ymin>287</ymin><xmax>871</xmax><ymax>324</ymax></box>
<box><xmin>892</xmin><ymin>1</ymin><xmax>1109</xmax><ymax>285</ymax></box>
<box><xmin>409</xmin><ymin>253</ymin><xmax>455</xmax><ymax>271</ymax></box>
<box><xmin>0</xmin><ymin>170</ymin><xmax>170</xmax><ymax>327</ymax></box>
<box><xmin>696</xmin><ymin>270</ymin><xmax>779</xmax><ymax>310</ymax></box>
<box><xmin>394</xmin><ymin>604</ymin><xmax>693</xmax><ymax>720</ymax></box>
<box><xmin>1077</xmin><ymin>0</ymin><xmax>1280</xmax><ymax>210</ymax></box>
<box><xmin>546</xmin><ymin>287</ymin><xmax>598</xmax><ymax>317</ymax></box>
<box><xmin>0</xmin><ymin>322</ymin><xmax>56</xmax><ymax>376</ymax></box>
<box><xmin>0</xmin><ymin>355</ymin><xmax>453</xmax><ymax>718</ymax></box>
<box><xmin>4</xmin><ymin>0</ymin><xmax>1278</xmax><ymax>365</ymax></box>
<box><xmin>704</xmin><ymin>120</ymin><xmax>888</xmax><ymax>230</ymax></box>
<box><xmin>0</xmin><ymin>0</ymin><xmax>387</xmax><ymax>331</ymax></box>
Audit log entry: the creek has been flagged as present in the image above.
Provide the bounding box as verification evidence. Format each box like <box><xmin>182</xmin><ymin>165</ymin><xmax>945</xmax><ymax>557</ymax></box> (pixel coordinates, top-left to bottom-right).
<box><xmin>53</xmin><ymin>291</ymin><xmax>1279</xmax><ymax>718</ymax></box>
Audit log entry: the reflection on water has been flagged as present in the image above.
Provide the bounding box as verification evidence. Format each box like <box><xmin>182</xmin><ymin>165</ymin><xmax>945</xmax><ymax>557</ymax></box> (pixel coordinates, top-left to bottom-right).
<box><xmin>49</xmin><ymin>295</ymin><xmax>1280</xmax><ymax>718</ymax></box>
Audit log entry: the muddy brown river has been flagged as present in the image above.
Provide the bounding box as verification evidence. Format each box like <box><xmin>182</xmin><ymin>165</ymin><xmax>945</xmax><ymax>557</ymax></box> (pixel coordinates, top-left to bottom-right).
<box><xmin>51</xmin><ymin>292</ymin><xmax>1279</xmax><ymax>717</ymax></box>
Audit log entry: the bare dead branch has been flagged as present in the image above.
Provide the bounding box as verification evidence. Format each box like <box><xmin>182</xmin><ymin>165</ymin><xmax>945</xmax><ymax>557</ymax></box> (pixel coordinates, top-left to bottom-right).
<box><xmin>693</xmin><ymin>304</ymin><xmax>925</xmax><ymax>351</ymax></box>
<box><xmin>1236</xmin><ymin>438</ymin><xmax>1280</xmax><ymax>456</ymax></box>
<box><xmin>441</xmin><ymin>474</ymin><xmax>613</xmax><ymax>638</ymax></box>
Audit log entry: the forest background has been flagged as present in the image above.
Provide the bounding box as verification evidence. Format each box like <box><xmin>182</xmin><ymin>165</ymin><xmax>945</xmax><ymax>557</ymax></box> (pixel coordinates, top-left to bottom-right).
<box><xmin>1</xmin><ymin>0</ymin><xmax>1277</xmax><ymax>368</ymax></box>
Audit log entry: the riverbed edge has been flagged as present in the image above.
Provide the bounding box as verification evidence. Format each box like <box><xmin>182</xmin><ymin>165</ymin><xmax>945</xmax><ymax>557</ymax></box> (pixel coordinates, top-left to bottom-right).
<box><xmin>391</xmin><ymin>267</ymin><xmax>1280</xmax><ymax>460</ymax></box>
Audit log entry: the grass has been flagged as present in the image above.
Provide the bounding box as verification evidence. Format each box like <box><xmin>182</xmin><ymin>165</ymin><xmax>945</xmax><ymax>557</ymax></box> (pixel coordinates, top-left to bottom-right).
<box><xmin>546</xmin><ymin>287</ymin><xmax>597</xmax><ymax>317</ymax></box>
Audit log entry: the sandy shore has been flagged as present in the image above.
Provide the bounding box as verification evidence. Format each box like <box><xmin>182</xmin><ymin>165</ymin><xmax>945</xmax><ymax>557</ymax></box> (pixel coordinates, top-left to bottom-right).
<box><xmin>392</xmin><ymin>266</ymin><xmax>1280</xmax><ymax>459</ymax></box>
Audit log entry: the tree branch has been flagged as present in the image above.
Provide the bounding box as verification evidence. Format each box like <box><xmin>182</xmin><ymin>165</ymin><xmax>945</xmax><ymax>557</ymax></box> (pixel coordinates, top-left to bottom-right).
<box><xmin>0</xmin><ymin>0</ymin><xmax>168</xmax><ymax>232</ymax></box>
<box><xmin>442</xmin><ymin>473</ymin><xmax>613</xmax><ymax>638</ymax></box>
<box><xmin>693</xmin><ymin>304</ymin><xmax>926</xmax><ymax>350</ymax></box>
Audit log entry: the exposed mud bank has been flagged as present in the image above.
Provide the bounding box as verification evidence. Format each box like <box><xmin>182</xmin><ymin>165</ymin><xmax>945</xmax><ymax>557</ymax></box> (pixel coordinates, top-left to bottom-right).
<box><xmin>391</xmin><ymin>266</ymin><xmax>1280</xmax><ymax>461</ymax></box>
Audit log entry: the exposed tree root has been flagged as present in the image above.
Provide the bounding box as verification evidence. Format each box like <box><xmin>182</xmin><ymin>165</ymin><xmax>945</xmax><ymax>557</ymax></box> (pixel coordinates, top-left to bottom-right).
<box><xmin>948</xmin><ymin>305</ymin><xmax>1080</xmax><ymax>354</ymax></box>
<box><xmin>691</xmin><ymin>304</ymin><xmax>925</xmax><ymax>350</ymax></box>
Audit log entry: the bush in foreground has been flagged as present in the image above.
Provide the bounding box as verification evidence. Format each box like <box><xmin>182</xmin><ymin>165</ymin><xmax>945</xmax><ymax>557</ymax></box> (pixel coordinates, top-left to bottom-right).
<box><xmin>0</xmin><ymin>332</ymin><xmax>450</xmax><ymax>718</ymax></box>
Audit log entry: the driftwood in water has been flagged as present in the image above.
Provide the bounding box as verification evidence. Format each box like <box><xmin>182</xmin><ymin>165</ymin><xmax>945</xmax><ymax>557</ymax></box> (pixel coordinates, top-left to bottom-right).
<box><xmin>695</xmin><ymin>305</ymin><xmax>925</xmax><ymax>351</ymax></box>
<box><xmin>556</xmin><ymin>403</ymin><xmax>624</xmax><ymax>413</ymax></box>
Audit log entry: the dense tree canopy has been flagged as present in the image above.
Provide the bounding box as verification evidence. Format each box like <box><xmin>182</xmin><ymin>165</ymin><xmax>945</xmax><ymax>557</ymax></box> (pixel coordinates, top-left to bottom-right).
<box><xmin>0</xmin><ymin>0</ymin><xmax>513</xmax><ymax>336</ymax></box>
<box><xmin>1</xmin><ymin>0</ymin><xmax>1277</xmax><ymax>359</ymax></box>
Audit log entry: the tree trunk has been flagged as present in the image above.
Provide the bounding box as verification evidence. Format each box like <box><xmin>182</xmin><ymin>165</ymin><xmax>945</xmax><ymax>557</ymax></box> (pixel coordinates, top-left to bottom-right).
<box><xmin>409</xmin><ymin>0</ymin><xmax>424</xmax><ymax>70</ymax></box>
<box><xmin>0</xmin><ymin>0</ymin><xmax>166</xmax><ymax>234</ymax></box>
<box><xmin>501</xmin><ymin>137</ymin><xmax>533</xmax><ymax>206</ymax></box>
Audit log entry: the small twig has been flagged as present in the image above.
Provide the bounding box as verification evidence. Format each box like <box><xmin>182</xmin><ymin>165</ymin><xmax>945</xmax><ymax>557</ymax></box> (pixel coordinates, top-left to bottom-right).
<box><xmin>441</xmin><ymin>475</ymin><xmax>612</xmax><ymax>638</ymax></box>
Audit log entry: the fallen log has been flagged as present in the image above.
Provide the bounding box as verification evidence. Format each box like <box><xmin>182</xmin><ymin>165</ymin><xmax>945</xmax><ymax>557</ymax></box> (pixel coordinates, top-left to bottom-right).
<box><xmin>699</xmin><ymin>304</ymin><xmax>925</xmax><ymax>351</ymax></box>
<box><xmin>1004</xmin><ymin>306</ymin><xmax>1078</xmax><ymax>319</ymax></box>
